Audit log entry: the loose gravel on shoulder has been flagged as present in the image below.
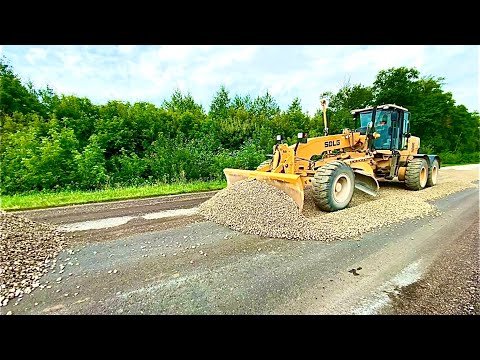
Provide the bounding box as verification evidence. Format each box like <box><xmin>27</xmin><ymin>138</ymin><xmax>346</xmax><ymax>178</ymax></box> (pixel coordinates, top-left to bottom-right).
<box><xmin>199</xmin><ymin>169</ymin><xmax>478</xmax><ymax>242</ymax></box>
<box><xmin>0</xmin><ymin>212</ymin><xmax>65</xmax><ymax>308</ymax></box>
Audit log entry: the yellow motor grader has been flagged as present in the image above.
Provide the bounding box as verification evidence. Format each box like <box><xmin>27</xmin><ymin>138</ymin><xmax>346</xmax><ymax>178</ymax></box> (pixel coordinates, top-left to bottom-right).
<box><xmin>224</xmin><ymin>101</ymin><xmax>441</xmax><ymax>212</ymax></box>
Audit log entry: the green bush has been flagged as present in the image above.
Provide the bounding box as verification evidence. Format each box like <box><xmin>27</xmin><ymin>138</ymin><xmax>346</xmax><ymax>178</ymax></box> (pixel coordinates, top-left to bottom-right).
<box><xmin>110</xmin><ymin>150</ymin><xmax>149</xmax><ymax>186</ymax></box>
<box><xmin>0</xmin><ymin>127</ymin><xmax>80</xmax><ymax>194</ymax></box>
<box><xmin>75</xmin><ymin>134</ymin><xmax>108</xmax><ymax>189</ymax></box>
<box><xmin>439</xmin><ymin>151</ymin><xmax>480</xmax><ymax>165</ymax></box>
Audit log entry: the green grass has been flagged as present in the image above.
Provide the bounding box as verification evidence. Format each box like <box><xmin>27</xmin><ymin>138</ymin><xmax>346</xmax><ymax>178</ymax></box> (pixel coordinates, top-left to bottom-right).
<box><xmin>0</xmin><ymin>180</ymin><xmax>227</xmax><ymax>211</ymax></box>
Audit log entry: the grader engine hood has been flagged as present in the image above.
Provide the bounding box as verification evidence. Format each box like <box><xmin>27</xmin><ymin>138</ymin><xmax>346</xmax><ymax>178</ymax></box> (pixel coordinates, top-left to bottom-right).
<box><xmin>223</xmin><ymin>169</ymin><xmax>305</xmax><ymax>211</ymax></box>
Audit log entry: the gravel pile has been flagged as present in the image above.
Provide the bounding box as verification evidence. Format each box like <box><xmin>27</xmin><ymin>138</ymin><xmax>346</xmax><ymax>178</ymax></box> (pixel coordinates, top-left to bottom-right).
<box><xmin>199</xmin><ymin>170</ymin><xmax>478</xmax><ymax>242</ymax></box>
<box><xmin>199</xmin><ymin>179</ymin><xmax>315</xmax><ymax>240</ymax></box>
<box><xmin>0</xmin><ymin>212</ymin><xmax>65</xmax><ymax>307</ymax></box>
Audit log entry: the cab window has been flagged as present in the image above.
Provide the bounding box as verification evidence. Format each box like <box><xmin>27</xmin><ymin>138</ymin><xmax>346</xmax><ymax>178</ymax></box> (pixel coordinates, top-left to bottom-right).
<box><xmin>373</xmin><ymin>110</ymin><xmax>391</xmax><ymax>149</ymax></box>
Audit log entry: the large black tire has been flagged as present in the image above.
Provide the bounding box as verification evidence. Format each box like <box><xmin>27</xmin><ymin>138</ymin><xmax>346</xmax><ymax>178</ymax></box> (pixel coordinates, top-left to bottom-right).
<box><xmin>256</xmin><ymin>160</ymin><xmax>272</xmax><ymax>171</ymax></box>
<box><xmin>312</xmin><ymin>160</ymin><xmax>355</xmax><ymax>212</ymax></box>
<box><xmin>426</xmin><ymin>158</ymin><xmax>439</xmax><ymax>187</ymax></box>
<box><xmin>405</xmin><ymin>158</ymin><xmax>428</xmax><ymax>190</ymax></box>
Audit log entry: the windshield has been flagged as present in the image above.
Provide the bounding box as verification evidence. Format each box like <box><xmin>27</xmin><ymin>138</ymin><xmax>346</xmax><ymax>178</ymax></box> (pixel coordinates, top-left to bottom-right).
<box><xmin>359</xmin><ymin>110</ymin><xmax>391</xmax><ymax>128</ymax></box>
<box><xmin>358</xmin><ymin>110</ymin><xmax>393</xmax><ymax>150</ymax></box>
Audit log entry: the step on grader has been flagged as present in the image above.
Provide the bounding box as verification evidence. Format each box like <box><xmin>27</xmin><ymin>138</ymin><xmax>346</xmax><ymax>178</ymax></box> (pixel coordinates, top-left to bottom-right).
<box><xmin>224</xmin><ymin>101</ymin><xmax>441</xmax><ymax>212</ymax></box>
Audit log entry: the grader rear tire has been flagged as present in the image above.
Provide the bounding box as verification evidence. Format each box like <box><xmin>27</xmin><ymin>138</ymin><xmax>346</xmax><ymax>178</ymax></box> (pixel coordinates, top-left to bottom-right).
<box><xmin>405</xmin><ymin>158</ymin><xmax>428</xmax><ymax>190</ymax></box>
<box><xmin>426</xmin><ymin>158</ymin><xmax>439</xmax><ymax>187</ymax></box>
<box><xmin>312</xmin><ymin>160</ymin><xmax>355</xmax><ymax>212</ymax></box>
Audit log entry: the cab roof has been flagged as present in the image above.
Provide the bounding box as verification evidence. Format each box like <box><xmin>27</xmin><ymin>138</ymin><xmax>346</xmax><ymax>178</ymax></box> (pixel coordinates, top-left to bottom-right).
<box><xmin>350</xmin><ymin>104</ymin><xmax>409</xmax><ymax>115</ymax></box>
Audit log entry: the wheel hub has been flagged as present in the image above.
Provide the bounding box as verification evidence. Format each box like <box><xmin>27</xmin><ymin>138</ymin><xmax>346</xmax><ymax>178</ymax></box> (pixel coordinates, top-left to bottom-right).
<box><xmin>333</xmin><ymin>174</ymin><xmax>351</xmax><ymax>203</ymax></box>
<box><xmin>432</xmin><ymin>165</ymin><xmax>438</xmax><ymax>184</ymax></box>
<box><xmin>335</xmin><ymin>183</ymin><xmax>342</xmax><ymax>192</ymax></box>
<box><xmin>420</xmin><ymin>166</ymin><xmax>427</xmax><ymax>187</ymax></box>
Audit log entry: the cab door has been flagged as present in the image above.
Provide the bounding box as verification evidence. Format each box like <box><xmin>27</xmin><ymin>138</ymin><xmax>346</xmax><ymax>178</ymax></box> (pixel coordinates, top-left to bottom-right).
<box><xmin>400</xmin><ymin>111</ymin><xmax>410</xmax><ymax>150</ymax></box>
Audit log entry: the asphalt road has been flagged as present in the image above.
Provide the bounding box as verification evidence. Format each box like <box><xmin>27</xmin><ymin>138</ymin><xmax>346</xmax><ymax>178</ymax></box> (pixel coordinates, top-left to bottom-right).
<box><xmin>3</xmin><ymin>167</ymin><xmax>479</xmax><ymax>315</ymax></box>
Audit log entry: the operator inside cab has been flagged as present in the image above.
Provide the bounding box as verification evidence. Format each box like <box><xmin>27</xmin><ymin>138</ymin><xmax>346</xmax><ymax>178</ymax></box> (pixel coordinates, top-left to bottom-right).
<box><xmin>374</xmin><ymin>112</ymin><xmax>391</xmax><ymax>149</ymax></box>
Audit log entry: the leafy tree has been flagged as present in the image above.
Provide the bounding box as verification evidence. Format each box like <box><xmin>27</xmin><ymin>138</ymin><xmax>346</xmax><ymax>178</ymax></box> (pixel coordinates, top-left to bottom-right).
<box><xmin>0</xmin><ymin>57</ymin><xmax>44</xmax><ymax>116</ymax></box>
<box><xmin>209</xmin><ymin>85</ymin><xmax>230</xmax><ymax>121</ymax></box>
<box><xmin>319</xmin><ymin>81</ymin><xmax>374</xmax><ymax>132</ymax></box>
<box><xmin>373</xmin><ymin>67</ymin><xmax>421</xmax><ymax>107</ymax></box>
<box><xmin>252</xmin><ymin>91</ymin><xmax>280</xmax><ymax>120</ymax></box>
<box><xmin>163</xmin><ymin>89</ymin><xmax>204</xmax><ymax>114</ymax></box>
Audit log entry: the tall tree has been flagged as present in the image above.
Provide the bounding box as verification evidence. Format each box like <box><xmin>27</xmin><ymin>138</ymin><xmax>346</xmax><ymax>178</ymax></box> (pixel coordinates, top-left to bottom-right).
<box><xmin>209</xmin><ymin>85</ymin><xmax>230</xmax><ymax>121</ymax></box>
<box><xmin>0</xmin><ymin>57</ymin><xmax>44</xmax><ymax>116</ymax></box>
<box><xmin>252</xmin><ymin>91</ymin><xmax>280</xmax><ymax>120</ymax></box>
<box><xmin>373</xmin><ymin>67</ymin><xmax>420</xmax><ymax>107</ymax></box>
<box><xmin>162</xmin><ymin>89</ymin><xmax>203</xmax><ymax>114</ymax></box>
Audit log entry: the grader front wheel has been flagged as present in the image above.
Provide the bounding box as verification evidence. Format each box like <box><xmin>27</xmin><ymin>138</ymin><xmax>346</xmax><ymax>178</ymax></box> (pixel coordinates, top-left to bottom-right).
<box><xmin>312</xmin><ymin>160</ymin><xmax>355</xmax><ymax>212</ymax></box>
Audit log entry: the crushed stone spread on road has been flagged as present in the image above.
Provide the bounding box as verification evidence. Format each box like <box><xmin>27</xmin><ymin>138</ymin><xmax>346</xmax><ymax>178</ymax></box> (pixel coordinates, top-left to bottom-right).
<box><xmin>199</xmin><ymin>168</ymin><xmax>478</xmax><ymax>242</ymax></box>
<box><xmin>0</xmin><ymin>212</ymin><xmax>65</xmax><ymax>308</ymax></box>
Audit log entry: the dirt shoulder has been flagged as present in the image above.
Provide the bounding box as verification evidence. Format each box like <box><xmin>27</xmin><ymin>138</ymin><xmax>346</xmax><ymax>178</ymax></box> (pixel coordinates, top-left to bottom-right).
<box><xmin>12</xmin><ymin>190</ymin><xmax>219</xmax><ymax>224</ymax></box>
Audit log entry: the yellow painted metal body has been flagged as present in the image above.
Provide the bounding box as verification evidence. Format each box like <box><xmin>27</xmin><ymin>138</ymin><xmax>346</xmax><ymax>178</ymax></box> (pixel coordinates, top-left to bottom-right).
<box><xmin>223</xmin><ymin>128</ymin><xmax>422</xmax><ymax>211</ymax></box>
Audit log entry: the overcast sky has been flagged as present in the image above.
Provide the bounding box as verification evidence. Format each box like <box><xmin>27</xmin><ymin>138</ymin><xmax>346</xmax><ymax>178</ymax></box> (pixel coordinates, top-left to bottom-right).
<box><xmin>1</xmin><ymin>45</ymin><xmax>478</xmax><ymax>115</ymax></box>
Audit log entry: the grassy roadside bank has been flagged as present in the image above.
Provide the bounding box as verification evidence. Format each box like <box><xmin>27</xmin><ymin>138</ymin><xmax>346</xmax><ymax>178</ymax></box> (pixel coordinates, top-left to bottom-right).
<box><xmin>0</xmin><ymin>180</ymin><xmax>227</xmax><ymax>211</ymax></box>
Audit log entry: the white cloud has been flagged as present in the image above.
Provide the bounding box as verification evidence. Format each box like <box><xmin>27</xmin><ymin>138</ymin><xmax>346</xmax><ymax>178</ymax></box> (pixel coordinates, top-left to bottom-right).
<box><xmin>261</xmin><ymin>70</ymin><xmax>310</xmax><ymax>98</ymax></box>
<box><xmin>118</xmin><ymin>45</ymin><xmax>136</xmax><ymax>54</ymax></box>
<box><xmin>190</xmin><ymin>46</ymin><xmax>259</xmax><ymax>86</ymax></box>
<box><xmin>60</xmin><ymin>52</ymin><xmax>81</xmax><ymax>68</ymax></box>
<box><xmin>430</xmin><ymin>45</ymin><xmax>465</xmax><ymax>58</ymax></box>
<box><xmin>25</xmin><ymin>47</ymin><xmax>47</xmax><ymax>64</ymax></box>
<box><xmin>342</xmin><ymin>45</ymin><xmax>425</xmax><ymax>74</ymax></box>
<box><xmin>211</xmin><ymin>45</ymin><xmax>258</xmax><ymax>67</ymax></box>
<box><xmin>156</xmin><ymin>45</ymin><xmax>205</xmax><ymax>62</ymax></box>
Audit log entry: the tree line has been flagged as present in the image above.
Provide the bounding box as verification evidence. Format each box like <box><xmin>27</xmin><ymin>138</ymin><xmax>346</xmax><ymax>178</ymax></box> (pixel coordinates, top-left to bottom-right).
<box><xmin>1</xmin><ymin>57</ymin><xmax>478</xmax><ymax>195</ymax></box>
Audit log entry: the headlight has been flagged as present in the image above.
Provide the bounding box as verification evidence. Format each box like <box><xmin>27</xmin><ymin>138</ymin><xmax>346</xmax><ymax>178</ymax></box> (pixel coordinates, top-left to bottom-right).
<box><xmin>297</xmin><ymin>132</ymin><xmax>308</xmax><ymax>143</ymax></box>
<box><xmin>297</xmin><ymin>132</ymin><xmax>307</xmax><ymax>139</ymax></box>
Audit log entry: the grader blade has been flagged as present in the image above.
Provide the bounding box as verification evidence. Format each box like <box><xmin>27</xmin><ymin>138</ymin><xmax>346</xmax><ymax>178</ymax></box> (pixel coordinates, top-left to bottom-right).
<box><xmin>353</xmin><ymin>169</ymin><xmax>379</xmax><ymax>196</ymax></box>
<box><xmin>223</xmin><ymin>169</ymin><xmax>305</xmax><ymax>211</ymax></box>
